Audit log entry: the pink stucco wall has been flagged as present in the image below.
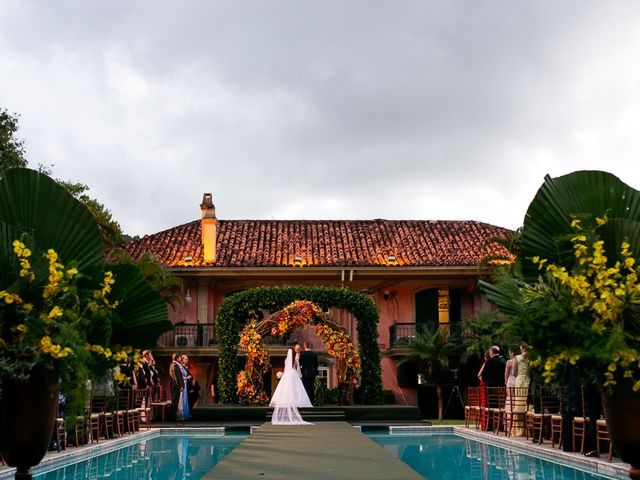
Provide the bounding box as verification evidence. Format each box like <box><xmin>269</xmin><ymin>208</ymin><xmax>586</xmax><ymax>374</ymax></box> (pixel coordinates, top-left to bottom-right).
<box><xmin>165</xmin><ymin>281</ymin><xmax>484</xmax><ymax>407</ymax></box>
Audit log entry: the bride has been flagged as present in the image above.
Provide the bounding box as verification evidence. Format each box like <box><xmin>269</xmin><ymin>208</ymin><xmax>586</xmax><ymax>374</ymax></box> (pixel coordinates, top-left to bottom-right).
<box><xmin>270</xmin><ymin>348</ymin><xmax>313</xmax><ymax>425</ymax></box>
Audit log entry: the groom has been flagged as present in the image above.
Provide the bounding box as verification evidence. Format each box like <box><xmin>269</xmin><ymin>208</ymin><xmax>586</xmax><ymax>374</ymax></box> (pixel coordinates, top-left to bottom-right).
<box><xmin>299</xmin><ymin>342</ymin><xmax>319</xmax><ymax>404</ymax></box>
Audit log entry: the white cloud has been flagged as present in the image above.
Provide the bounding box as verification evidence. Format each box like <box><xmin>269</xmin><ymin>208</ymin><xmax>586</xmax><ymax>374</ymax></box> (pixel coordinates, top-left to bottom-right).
<box><xmin>1</xmin><ymin>1</ymin><xmax>640</xmax><ymax>235</ymax></box>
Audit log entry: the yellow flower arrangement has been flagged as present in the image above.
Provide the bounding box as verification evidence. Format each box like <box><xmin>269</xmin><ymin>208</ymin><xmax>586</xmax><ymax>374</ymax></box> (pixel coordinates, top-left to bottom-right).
<box><xmin>521</xmin><ymin>217</ymin><xmax>640</xmax><ymax>391</ymax></box>
<box><xmin>0</xmin><ymin>238</ymin><xmax>141</xmax><ymax>411</ymax></box>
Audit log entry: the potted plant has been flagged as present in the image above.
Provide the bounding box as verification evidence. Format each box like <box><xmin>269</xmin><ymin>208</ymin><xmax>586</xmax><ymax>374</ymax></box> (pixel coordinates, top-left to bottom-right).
<box><xmin>0</xmin><ymin>168</ymin><xmax>171</xmax><ymax>480</ymax></box>
<box><xmin>482</xmin><ymin>170</ymin><xmax>640</xmax><ymax>479</ymax></box>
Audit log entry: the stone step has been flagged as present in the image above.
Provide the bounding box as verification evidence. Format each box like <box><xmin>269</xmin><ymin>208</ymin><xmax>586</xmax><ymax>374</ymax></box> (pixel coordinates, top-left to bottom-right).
<box><xmin>266</xmin><ymin>408</ymin><xmax>346</xmax><ymax>421</ymax></box>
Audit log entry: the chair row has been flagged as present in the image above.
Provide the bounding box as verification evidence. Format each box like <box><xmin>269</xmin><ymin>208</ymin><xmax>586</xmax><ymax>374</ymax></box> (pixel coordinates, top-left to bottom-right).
<box><xmin>464</xmin><ymin>385</ymin><xmax>613</xmax><ymax>461</ymax></box>
<box><xmin>51</xmin><ymin>386</ymin><xmax>165</xmax><ymax>451</ymax></box>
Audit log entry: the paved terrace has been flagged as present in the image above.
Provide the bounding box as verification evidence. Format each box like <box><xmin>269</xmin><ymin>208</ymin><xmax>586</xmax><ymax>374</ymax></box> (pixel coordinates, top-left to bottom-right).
<box><xmin>205</xmin><ymin>421</ymin><xmax>423</xmax><ymax>480</ymax></box>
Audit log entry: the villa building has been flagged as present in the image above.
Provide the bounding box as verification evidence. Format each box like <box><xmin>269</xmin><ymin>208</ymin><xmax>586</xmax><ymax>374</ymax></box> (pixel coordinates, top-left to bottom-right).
<box><xmin>123</xmin><ymin>194</ymin><xmax>511</xmax><ymax>408</ymax></box>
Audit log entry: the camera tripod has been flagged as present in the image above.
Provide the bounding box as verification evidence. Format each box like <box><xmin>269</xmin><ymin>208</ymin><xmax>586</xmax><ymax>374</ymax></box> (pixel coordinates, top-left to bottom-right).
<box><xmin>442</xmin><ymin>385</ymin><xmax>465</xmax><ymax>419</ymax></box>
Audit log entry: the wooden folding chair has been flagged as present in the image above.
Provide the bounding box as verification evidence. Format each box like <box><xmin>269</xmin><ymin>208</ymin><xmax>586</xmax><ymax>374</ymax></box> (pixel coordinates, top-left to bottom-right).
<box><xmin>53</xmin><ymin>418</ymin><xmax>67</xmax><ymax>452</ymax></box>
<box><xmin>503</xmin><ymin>387</ymin><xmax>529</xmax><ymax>437</ymax></box>
<box><xmin>550</xmin><ymin>390</ymin><xmax>564</xmax><ymax>448</ymax></box>
<box><xmin>115</xmin><ymin>389</ymin><xmax>131</xmax><ymax>435</ymax></box>
<box><xmin>596</xmin><ymin>419</ymin><xmax>613</xmax><ymax>461</ymax></box>
<box><xmin>74</xmin><ymin>416</ymin><xmax>88</xmax><ymax>447</ymax></box>
<box><xmin>530</xmin><ymin>386</ymin><xmax>562</xmax><ymax>444</ymax></box>
<box><xmin>130</xmin><ymin>388</ymin><xmax>148</xmax><ymax>431</ymax></box>
<box><xmin>90</xmin><ymin>393</ymin><xmax>115</xmax><ymax>440</ymax></box>
<box><xmin>149</xmin><ymin>385</ymin><xmax>172</xmax><ymax>423</ymax></box>
<box><xmin>485</xmin><ymin>387</ymin><xmax>506</xmax><ymax>433</ymax></box>
<box><xmin>572</xmin><ymin>386</ymin><xmax>588</xmax><ymax>454</ymax></box>
<box><xmin>464</xmin><ymin>387</ymin><xmax>481</xmax><ymax>428</ymax></box>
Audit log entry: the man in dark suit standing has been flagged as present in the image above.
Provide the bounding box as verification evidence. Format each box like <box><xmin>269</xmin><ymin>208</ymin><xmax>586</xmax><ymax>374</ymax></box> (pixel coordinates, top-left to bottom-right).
<box><xmin>482</xmin><ymin>345</ymin><xmax>506</xmax><ymax>387</ymax></box>
<box><xmin>481</xmin><ymin>345</ymin><xmax>506</xmax><ymax>430</ymax></box>
<box><xmin>299</xmin><ymin>342</ymin><xmax>319</xmax><ymax>404</ymax></box>
<box><xmin>169</xmin><ymin>353</ymin><xmax>184</xmax><ymax>421</ymax></box>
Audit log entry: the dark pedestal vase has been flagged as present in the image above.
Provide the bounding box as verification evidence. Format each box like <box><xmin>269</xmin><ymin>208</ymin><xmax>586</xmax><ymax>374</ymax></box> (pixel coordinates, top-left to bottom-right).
<box><xmin>601</xmin><ymin>386</ymin><xmax>640</xmax><ymax>480</ymax></box>
<box><xmin>0</xmin><ymin>370</ymin><xmax>59</xmax><ymax>480</ymax></box>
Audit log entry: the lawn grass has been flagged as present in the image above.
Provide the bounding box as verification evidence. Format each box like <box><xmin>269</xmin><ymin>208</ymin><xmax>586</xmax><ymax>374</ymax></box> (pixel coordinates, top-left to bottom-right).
<box><xmin>424</xmin><ymin>419</ymin><xmax>465</xmax><ymax>425</ymax></box>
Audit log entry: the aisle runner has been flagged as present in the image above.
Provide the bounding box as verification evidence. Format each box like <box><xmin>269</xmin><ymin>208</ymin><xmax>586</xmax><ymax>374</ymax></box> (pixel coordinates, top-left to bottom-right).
<box><xmin>206</xmin><ymin>421</ymin><xmax>423</xmax><ymax>480</ymax></box>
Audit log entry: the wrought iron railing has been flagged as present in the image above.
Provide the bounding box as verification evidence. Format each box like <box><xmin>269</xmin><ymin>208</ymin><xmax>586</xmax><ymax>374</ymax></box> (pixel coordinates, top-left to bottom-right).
<box><xmin>157</xmin><ymin>324</ymin><xmax>216</xmax><ymax>348</ymax></box>
<box><xmin>389</xmin><ymin>322</ymin><xmax>464</xmax><ymax>348</ymax></box>
<box><xmin>157</xmin><ymin>325</ymin><xmax>290</xmax><ymax>348</ymax></box>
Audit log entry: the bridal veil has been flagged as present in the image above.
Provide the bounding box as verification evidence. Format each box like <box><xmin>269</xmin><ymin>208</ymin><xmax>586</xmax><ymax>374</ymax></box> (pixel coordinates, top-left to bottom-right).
<box><xmin>270</xmin><ymin>349</ymin><xmax>313</xmax><ymax>425</ymax></box>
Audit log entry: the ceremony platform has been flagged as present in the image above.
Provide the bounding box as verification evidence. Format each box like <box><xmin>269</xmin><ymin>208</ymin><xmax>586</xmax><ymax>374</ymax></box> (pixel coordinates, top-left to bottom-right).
<box><xmin>205</xmin><ymin>421</ymin><xmax>423</xmax><ymax>479</ymax></box>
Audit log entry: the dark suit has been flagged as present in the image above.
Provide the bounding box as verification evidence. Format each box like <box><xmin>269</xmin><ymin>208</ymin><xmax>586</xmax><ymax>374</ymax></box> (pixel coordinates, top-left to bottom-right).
<box><xmin>482</xmin><ymin>355</ymin><xmax>506</xmax><ymax>388</ymax></box>
<box><xmin>299</xmin><ymin>350</ymin><xmax>319</xmax><ymax>403</ymax></box>
<box><xmin>169</xmin><ymin>361</ymin><xmax>184</xmax><ymax>420</ymax></box>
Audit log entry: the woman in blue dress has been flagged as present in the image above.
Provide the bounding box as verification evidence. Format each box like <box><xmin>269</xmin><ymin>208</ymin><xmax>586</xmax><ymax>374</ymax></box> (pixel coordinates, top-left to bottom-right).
<box><xmin>178</xmin><ymin>355</ymin><xmax>191</xmax><ymax>421</ymax></box>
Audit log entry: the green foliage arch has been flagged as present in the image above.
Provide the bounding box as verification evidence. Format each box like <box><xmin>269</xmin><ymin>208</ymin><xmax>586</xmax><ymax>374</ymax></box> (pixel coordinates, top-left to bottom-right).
<box><xmin>216</xmin><ymin>286</ymin><xmax>383</xmax><ymax>404</ymax></box>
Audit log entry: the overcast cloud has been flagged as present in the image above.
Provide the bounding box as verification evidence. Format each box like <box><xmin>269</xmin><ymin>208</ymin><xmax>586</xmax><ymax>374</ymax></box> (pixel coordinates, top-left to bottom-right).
<box><xmin>2</xmin><ymin>1</ymin><xmax>640</xmax><ymax>236</ymax></box>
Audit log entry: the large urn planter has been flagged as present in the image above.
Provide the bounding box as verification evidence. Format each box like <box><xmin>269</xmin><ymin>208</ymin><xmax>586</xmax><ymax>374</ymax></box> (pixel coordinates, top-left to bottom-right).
<box><xmin>0</xmin><ymin>369</ymin><xmax>59</xmax><ymax>480</ymax></box>
<box><xmin>601</xmin><ymin>385</ymin><xmax>640</xmax><ymax>480</ymax></box>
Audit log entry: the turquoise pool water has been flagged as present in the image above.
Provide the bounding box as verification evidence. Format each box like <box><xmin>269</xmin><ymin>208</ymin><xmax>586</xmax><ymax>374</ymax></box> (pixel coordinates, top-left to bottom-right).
<box><xmin>367</xmin><ymin>433</ymin><xmax>619</xmax><ymax>480</ymax></box>
<box><xmin>34</xmin><ymin>434</ymin><xmax>246</xmax><ymax>480</ymax></box>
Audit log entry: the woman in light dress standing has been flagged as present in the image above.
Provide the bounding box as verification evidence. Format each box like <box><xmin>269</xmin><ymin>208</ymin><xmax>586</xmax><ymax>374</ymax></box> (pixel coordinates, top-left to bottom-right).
<box><xmin>504</xmin><ymin>347</ymin><xmax>518</xmax><ymax>431</ymax></box>
<box><xmin>513</xmin><ymin>342</ymin><xmax>530</xmax><ymax>436</ymax></box>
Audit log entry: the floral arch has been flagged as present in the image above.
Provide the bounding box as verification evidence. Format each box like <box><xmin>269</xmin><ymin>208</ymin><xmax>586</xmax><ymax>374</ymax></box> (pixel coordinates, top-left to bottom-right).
<box><xmin>215</xmin><ymin>286</ymin><xmax>383</xmax><ymax>405</ymax></box>
<box><xmin>236</xmin><ymin>300</ymin><xmax>361</xmax><ymax>405</ymax></box>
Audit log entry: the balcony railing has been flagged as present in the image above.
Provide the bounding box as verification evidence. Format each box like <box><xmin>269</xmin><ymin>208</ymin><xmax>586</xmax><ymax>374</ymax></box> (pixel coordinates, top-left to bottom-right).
<box><xmin>389</xmin><ymin>322</ymin><xmax>464</xmax><ymax>348</ymax></box>
<box><xmin>158</xmin><ymin>325</ymin><xmax>216</xmax><ymax>348</ymax></box>
<box><xmin>157</xmin><ymin>325</ymin><xmax>290</xmax><ymax>349</ymax></box>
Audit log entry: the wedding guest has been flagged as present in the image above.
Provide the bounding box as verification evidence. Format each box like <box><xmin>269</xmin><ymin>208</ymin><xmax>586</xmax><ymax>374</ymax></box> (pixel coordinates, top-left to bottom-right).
<box><xmin>482</xmin><ymin>346</ymin><xmax>506</xmax><ymax>387</ymax></box>
<box><xmin>481</xmin><ymin>346</ymin><xmax>506</xmax><ymax>431</ymax></box>
<box><xmin>141</xmin><ymin>350</ymin><xmax>160</xmax><ymax>398</ymax></box>
<box><xmin>476</xmin><ymin>351</ymin><xmax>489</xmax><ymax>430</ymax></box>
<box><xmin>504</xmin><ymin>347</ymin><xmax>518</xmax><ymax>432</ymax></box>
<box><xmin>141</xmin><ymin>350</ymin><xmax>153</xmax><ymax>386</ymax></box>
<box><xmin>178</xmin><ymin>355</ymin><xmax>191</xmax><ymax>421</ymax></box>
<box><xmin>169</xmin><ymin>353</ymin><xmax>184</xmax><ymax>421</ymax></box>
<box><xmin>512</xmin><ymin>342</ymin><xmax>530</xmax><ymax>437</ymax></box>
<box><xmin>188</xmin><ymin>379</ymin><xmax>201</xmax><ymax>411</ymax></box>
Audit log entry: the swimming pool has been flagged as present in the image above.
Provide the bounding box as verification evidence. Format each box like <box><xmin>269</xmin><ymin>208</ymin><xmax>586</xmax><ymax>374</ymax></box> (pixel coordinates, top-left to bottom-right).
<box><xmin>367</xmin><ymin>432</ymin><xmax>624</xmax><ymax>480</ymax></box>
<box><xmin>26</xmin><ymin>432</ymin><xmax>247</xmax><ymax>480</ymax></box>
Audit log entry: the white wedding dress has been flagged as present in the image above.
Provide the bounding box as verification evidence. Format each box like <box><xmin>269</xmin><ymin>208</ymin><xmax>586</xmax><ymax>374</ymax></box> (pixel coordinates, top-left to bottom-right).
<box><xmin>270</xmin><ymin>349</ymin><xmax>313</xmax><ymax>425</ymax></box>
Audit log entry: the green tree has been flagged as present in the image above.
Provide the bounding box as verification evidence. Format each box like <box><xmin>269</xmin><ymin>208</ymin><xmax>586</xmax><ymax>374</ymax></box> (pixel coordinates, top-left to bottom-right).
<box><xmin>107</xmin><ymin>249</ymin><xmax>184</xmax><ymax>307</ymax></box>
<box><xmin>0</xmin><ymin>109</ymin><xmax>27</xmax><ymax>174</ymax></box>
<box><xmin>1</xmin><ymin>108</ymin><xmax>125</xmax><ymax>248</ymax></box>
<box><xmin>461</xmin><ymin>309</ymin><xmax>516</xmax><ymax>362</ymax></box>
<box><xmin>398</xmin><ymin>327</ymin><xmax>460</xmax><ymax>419</ymax></box>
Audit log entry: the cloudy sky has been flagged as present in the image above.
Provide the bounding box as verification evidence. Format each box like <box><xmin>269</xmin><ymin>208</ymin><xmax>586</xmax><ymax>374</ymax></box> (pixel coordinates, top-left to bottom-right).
<box><xmin>2</xmin><ymin>1</ymin><xmax>640</xmax><ymax>236</ymax></box>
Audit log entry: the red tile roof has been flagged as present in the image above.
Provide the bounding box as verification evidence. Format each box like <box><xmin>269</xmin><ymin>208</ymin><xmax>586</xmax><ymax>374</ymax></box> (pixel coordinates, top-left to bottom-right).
<box><xmin>123</xmin><ymin>219</ymin><xmax>513</xmax><ymax>268</ymax></box>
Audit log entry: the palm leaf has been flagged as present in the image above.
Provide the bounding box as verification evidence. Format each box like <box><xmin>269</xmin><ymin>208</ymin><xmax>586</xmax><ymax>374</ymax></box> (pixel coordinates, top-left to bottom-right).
<box><xmin>521</xmin><ymin>171</ymin><xmax>640</xmax><ymax>279</ymax></box>
<box><xmin>397</xmin><ymin>327</ymin><xmax>458</xmax><ymax>371</ymax></box>
<box><xmin>108</xmin><ymin>263</ymin><xmax>172</xmax><ymax>347</ymax></box>
<box><xmin>0</xmin><ymin>220</ymin><xmax>22</xmax><ymax>287</ymax></box>
<box><xmin>0</xmin><ymin>168</ymin><xmax>104</xmax><ymax>269</ymax></box>
<box><xmin>600</xmin><ymin>218</ymin><xmax>640</xmax><ymax>264</ymax></box>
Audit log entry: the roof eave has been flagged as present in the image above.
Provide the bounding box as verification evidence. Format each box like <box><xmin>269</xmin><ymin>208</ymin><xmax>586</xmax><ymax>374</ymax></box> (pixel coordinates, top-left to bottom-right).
<box><xmin>168</xmin><ymin>265</ymin><xmax>499</xmax><ymax>277</ymax></box>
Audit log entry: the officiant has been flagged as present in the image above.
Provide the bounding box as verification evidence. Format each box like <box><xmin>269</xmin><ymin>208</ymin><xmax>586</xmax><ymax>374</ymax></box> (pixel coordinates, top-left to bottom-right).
<box><xmin>299</xmin><ymin>342</ymin><xmax>319</xmax><ymax>404</ymax></box>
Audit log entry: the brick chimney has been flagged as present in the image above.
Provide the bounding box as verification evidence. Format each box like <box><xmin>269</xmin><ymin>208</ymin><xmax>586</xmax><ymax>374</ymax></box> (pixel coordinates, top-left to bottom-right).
<box><xmin>200</xmin><ymin>193</ymin><xmax>217</xmax><ymax>264</ymax></box>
